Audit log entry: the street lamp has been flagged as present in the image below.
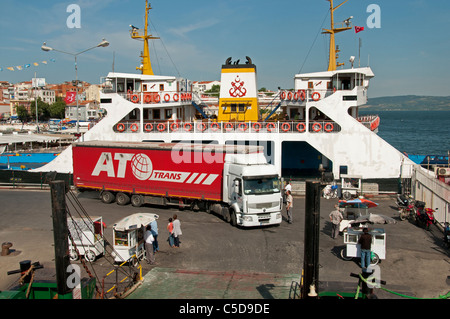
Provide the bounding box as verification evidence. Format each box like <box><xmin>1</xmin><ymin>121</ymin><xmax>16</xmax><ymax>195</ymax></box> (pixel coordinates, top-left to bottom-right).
<box><xmin>41</xmin><ymin>39</ymin><xmax>109</xmax><ymax>135</ymax></box>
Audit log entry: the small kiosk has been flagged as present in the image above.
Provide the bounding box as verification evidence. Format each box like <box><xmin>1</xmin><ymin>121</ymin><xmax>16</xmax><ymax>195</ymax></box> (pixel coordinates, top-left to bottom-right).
<box><xmin>112</xmin><ymin>213</ymin><xmax>159</xmax><ymax>265</ymax></box>
<box><xmin>68</xmin><ymin>216</ymin><xmax>105</xmax><ymax>262</ymax></box>
<box><xmin>340</xmin><ymin>174</ymin><xmax>362</xmax><ymax>200</ymax></box>
<box><xmin>340</xmin><ymin>227</ymin><xmax>386</xmax><ymax>266</ymax></box>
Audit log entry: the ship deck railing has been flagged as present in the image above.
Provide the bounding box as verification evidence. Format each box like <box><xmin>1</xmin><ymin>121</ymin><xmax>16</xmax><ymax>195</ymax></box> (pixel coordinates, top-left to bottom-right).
<box><xmin>113</xmin><ymin>120</ymin><xmax>342</xmax><ymax>134</ymax></box>
<box><xmin>357</xmin><ymin>115</ymin><xmax>380</xmax><ymax>131</ymax></box>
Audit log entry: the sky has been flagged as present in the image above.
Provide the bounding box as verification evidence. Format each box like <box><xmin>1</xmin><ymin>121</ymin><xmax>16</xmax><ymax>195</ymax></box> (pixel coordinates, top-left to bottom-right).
<box><xmin>0</xmin><ymin>0</ymin><xmax>450</xmax><ymax>98</ymax></box>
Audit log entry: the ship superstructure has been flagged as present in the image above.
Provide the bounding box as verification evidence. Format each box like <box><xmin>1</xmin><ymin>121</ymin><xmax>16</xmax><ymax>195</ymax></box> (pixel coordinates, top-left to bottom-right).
<box><xmin>35</xmin><ymin>0</ymin><xmax>415</xmax><ymax>187</ymax></box>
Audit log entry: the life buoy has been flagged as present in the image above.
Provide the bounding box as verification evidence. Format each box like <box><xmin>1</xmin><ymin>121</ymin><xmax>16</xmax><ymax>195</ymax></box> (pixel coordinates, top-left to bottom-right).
<box><xmin>131</xmin><ymin>94</ymin><xmax>140</xmax><ymax>103</ymax></box>
<box><xmin>324</xmin><ymin>122</ymin><xmax>334</xmax><ymax>132</ymax></box>
<box><xmin>224</xmin><ymin>122</ymin><xmax>234</xmax><ymax>132</ymax></box>
<box><xmin>173</xmin><ymin>93</ymin><xmax>179</xmax><ymax>102</ymax></box>
<box><xmin>130</xmin><ymin>123</ymin><xmax>139</xmax><ymax>132</ymax></box>
<box><xmin>164</xmin><ymin>94</ymin><xmax>170</xmax><ymax>102</ymax></box>
<box><xmin>144</xmin><ymin>123</ymin><xmax>153</xmax><ymax>132</ymax></box>
<box><xmin>116</xmin><ymin>123</ymin><xmax>125</xmax><ymax>132</ymax></box>
<box><xmin>252</xmin><ymin>122</ymin><xmax>262</xmax><ymax>132</ymax></box>
<box><xmin>312</xmin><ymin>92</ymin><xmax>321</xmax><ymax>101</ymax></box>
<box><xmin>157</xmin><ymin>123</ymin><xmax>166</xmax><ymax>132</ymax></box>
<box><xmin>266</xmin><ymin>123</ymin><xmax>276</xmax><ymax>132</ymax></box>
<box><xmin>296</xmin><ymin>122</ymin><xmax>306</xmax><ymax>133</ymax></box>
<box><xmin>281</xmin><ymin>122</ymin><xmax>290</xmax><ymax>132</ymax></box>
<box><xmin>280</xmin><ymin>91</ymin><xmax>286</xmax><ymax>100</ymax></box>
<box><xmin>154</xmin><ymin>94</ymin><xmax>161</xmax><ymax>103</ymax></box>
<box><xmin>312</xmin><ymin>122</ymin><xmax>322</xmax><ymax>132</ymax></box>
<box><xmin>197</xmin><ymin>122</ymin><xmax>207</xmax><ymax>132</ymax></box>
<box><xmin>238</xmin><ymin>123</ymin><xmax>248</xmax><ymax>132</ymax></box>
<box><xmin>293</xmin><ymin>92</ymin><xmax>299</xmax><ymax>101</ymax></box>
<box><xmin>144</xmin><ymin>93</ymin><xmax>152</xmax><ymax>104</ymax></box>
<box><xmin>184</xmin><ymin>123</ymin><xmax>193</xmax><ymax>132</ymax></box>
<box><xmin>170</xmin><ymin>122</ymin><xmax>179</xmax><ymax>132</ymax></box>
<box><xmin>299</xmin><ymin>90</ymin><xmax>306</xmax><ymax>101</ymax></box>
<box><xmin>210</xmin><ymin>122</ymin><xmax>220</xmax><ymax>132</ymax></box>
<box><xmin>287</xmin><ymin>92</ymin><xmax>293</xmax><ymax>100</ymax></box>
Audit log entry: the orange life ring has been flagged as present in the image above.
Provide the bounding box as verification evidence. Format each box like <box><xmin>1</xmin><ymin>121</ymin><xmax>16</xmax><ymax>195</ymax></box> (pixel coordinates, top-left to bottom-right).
<box><xmin>312</xmin><ymin>122</ymin><xmax>322</xmax><ymax>132</ymax></box>
<box><xmin>324</xmin><ymin>122</ymin><xmax>334</xmax><ymax>132</ymax></box>
<box><xmin>154</xmin><ymin>94</ymin><xmax>161</xmax><ymax>103</ymax></box>
<box><xmin>224</xmin><ymin>122</ymin><xmax>234</xmax><ymax>132</ymax></box>
<box><xmin>157</xmin><ymin>123</ymin><xmax>166</xmax><ymax>132</ymax></box>
<box><xmin>252</xmin><ymin>122</ymin><xmax>262</xmax><ymax>132</ymax></box>
<box><xmin>299</xmin><ymin>90</ymin><xmax>306</xmax><ymax>101</ymax></box>
<box><xmin>184</xmin><ymin>123</ymin><xmax>193</xmax><ymax>132</ymax></box>
<box><xmin>144</xmin><ymin>93</ymin><xmax>152</xmax><ymax>104</ymax></box>
<box><xmin>173</xmin><ymin>93</ymin><xmax>179</xmax><ymax>102</ymax></box>
<box><xmin>144</xmin><ymin>123</ymin><xmax>153</xmax><ymax>132</ymax></box>
<box><xmin>287</xmin><ymin>92</ymin><xmax>293</xmax><ymax>100</ymax></box>
<box><xmin>293</xmin><ymin>92</ymin><xmax>299</xmax><ymax>101</ymax></box>
<box><xmin>170</xmin><ymin>122</ymin><xmax>179</xmax><ymax>132</ymax></box>
<box><xmin>280</xmin><ymin>91</ymin><xmax>286</xmax><ymax>100</ymax></box>
<box><xmin>197</xmin><ymin>122</ymin><xmax>207</xmax><ymax>132</ymax></box>
<box><xmin>210</xmin><ymin>122</ymin><xmax>220</xmax><ymax>132</ymax></box>
<box><xmin>116</xmin><ymin>123</ymin><xmax>125</xmax><ymax>132</ymax></box>
<box><xmin>312</xmin><ymin>92</ymin><xmax>321</xmax><ymax>101</ymax></box>
<box><xmin>281</xmin><ymin>122</ymin><xmax>290</xmax><ymax>132</ymax></box>
<box><xmin>131</xmin><ymin>94</ymin><xmax>140</xmax><ymax>103</ymax></box>
<box><xmin>164</xmin><ymin>94</ymin><xmax>170</xmax><ymax>102</ymax></box>
<box><xmin>266</xmin><ymin>123</ymin><xmax>276</xmax><ymax>132</ymax></box>
<box><xmin>130</xmin><ymin>123</ymin><xmax>139</xmax><ymax>132</ymax></box>
<box><xmin>238</xmin><ymin>123</ymin><xmax>248</xmax><ymax>132</ymax></box>
<box><xmin>296</xmin><ymin>122</ymin><xmax>306</xmax><ymax>133</ymax></box>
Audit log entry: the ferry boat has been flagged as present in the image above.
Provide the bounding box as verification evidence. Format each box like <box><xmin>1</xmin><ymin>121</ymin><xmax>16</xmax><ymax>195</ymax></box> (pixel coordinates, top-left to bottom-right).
<box><xmin>35</xmin><ymin>0</ymin><xmax>415</xmax><ymax>189</ymax></box>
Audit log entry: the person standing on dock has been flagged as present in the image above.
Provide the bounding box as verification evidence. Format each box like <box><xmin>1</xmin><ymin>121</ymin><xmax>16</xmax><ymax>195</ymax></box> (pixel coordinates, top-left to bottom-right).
<box><xmin>329</xmin><ymin>204</ymin><xmax>343</xmax><ymax>239</ymax></box>
<box><xmin>144</xmin><ymin>225</ymin><xmax>156</xmax><ymax>264</ymax></box>
<box><xmin>285</xmin><ymin>190</ymin><xmax>293</xmax><ymax>224</ymax></box>
<box><xmin>358</xmin><ymin>228</ymin><xmax>372</xmax><ymax>272</ymax></box>
<box><xmin>172</xmin><ymin>214</ymin><xmax>182</xmax><ymax>247</ymax></box>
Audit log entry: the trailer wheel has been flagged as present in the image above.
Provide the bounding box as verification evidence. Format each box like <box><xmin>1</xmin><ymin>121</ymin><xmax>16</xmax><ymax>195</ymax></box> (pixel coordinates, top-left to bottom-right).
<box><xmin>340</xmin><ymin>248</ymin><xmax>352</xmax><ymax>261</ymax></box>
<box><xmin>342</xmin><ymin>191</ymin><xmax>352</xmax><ymax>200</ymax></box>
<box><xmin>84</xmin><ymin>250</ymin><xmax>96</xmax><ymax>262</ymax></box>
<box><xmin>370</xmin><ymin>253</ymin><xmax>380</xmax><ymax>266</ymax></box>
<box><xmin>69</xmin><ymin>249</ymin><xmax>79</xmax><ymax>261</ymax></box>
<box><xmin>222</xmin><ymin>207</ymin><xmax>231</xmax><ymax>223</ymax></box>
<box><xmin>100</xmin><ymin>191</ymin><xmax>115</xmax><ymax>204</ymax></box>
<box><xmin>116</xmin><ymin>192</ymin><xmax>130</xmax><ymax>206</ymax></box>
<box><xmin>131</xmin><ymin>194</ymin><xmax>144</xmax><ymax>207</ymax></box>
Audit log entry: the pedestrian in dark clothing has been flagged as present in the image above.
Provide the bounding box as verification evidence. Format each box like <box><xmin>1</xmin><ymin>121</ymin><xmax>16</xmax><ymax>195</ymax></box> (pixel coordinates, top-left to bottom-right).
<box><xmin>358</xmin><ymin>228</ymin><xmax>372</xmax><ymax>272</ymax></box>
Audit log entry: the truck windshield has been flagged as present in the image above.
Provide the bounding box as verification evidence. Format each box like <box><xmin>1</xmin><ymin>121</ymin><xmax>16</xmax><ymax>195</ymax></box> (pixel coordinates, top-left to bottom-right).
<box><xmin>243</xmin><ymin>177</ymin><xmax>280</xmax><ymax>195</ymax></box>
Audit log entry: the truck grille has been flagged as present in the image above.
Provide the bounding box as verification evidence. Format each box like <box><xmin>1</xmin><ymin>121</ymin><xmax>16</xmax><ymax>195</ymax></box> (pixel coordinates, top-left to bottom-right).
<box><xmin>249</xmin><ymin>202</ymin><xmax>279</xmax><ymax>210</ymax></box>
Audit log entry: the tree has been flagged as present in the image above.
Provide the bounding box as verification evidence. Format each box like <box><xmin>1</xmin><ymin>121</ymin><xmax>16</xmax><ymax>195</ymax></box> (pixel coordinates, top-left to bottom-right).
<box><xmin>49</xmin><ymin>97</ymin><xmax>66</xmax><ymax>119</ymax></box>
<box><xmin>15</xmin><ymin>105</ymin><xmax>30</xmax><ymax>123</ymax></box>
<box><xmin>204</xmin><ymin>84</ymin><xmax>220</xmax><ymax>98</ymax></box>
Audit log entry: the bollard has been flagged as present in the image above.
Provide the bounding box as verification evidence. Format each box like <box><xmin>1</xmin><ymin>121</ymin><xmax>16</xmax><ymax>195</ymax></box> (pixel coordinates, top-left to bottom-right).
<box><xmin>1</xmin><ymin>242</ymin><xmax>13</xmax><ymax>256</ymax></box>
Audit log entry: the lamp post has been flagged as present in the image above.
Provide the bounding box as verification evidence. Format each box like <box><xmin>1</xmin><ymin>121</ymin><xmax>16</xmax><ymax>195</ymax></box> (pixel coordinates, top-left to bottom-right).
<box><xmin>41</xmin><ymin>39</ymin><xmax>109</xmax><ymax>134</ymax></box>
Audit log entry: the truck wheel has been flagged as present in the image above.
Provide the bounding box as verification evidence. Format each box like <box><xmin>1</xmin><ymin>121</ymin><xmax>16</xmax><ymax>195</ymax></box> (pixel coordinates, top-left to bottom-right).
<box><xmin>131</xmin><ymin>194</ymin><xmax>144</xmax><ymax>207</ymax></box>
<box><xmin>84</xmin><ymin>250</ymin><xmax>96</xmax><ymax>262</ymax></box>
<box><xmin>222</xmin><ymin>207</ymin><xmax>231</xmax><ymax>223</ymax></box>
<box><xmin>116</xmin><ymin>192</ymin><xmax>130</xmax><ymax>205</ymax></box>
<box><xmin>230</xmin><ymin>210</ymin><xmax>237</xmax><ymax>226</ymax></box>
<box><xmin>343</xmin><ymin>191</ymin><xmax>352</xmax><ymax>200</ymax></box>
<box><xmin>101</xmin><ymin>191</ymin><xmax>115</xmax><ymax>204</ymax></box>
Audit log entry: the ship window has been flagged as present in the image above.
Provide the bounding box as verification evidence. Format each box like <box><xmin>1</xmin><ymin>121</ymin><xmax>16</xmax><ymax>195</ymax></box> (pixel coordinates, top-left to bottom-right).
<box><xmin>143</xmin><ymin>84</ymin><xmax>148</xmax><ymax>92</ymax></box>
<box><xmin>230</xmin><ymin>104</ymin><xmax>237</xmax><ymax>112</ymax></box>
<box><xmin>165</xmin><ymin>109</ymin><xmax>172</xmax><ymax>119</ymax></box>
<box><xmin>308</xmin><ymin>82</ymin><xmax>314</xmax><ymax>89</ymax></box>
<box><xmin>238</xmin><ymin>104</ymin><xmax>246</xmax><ymax>112</ymax></box>
<box><xmin>159</xmin><ymin>84</ymin><xmax>164</xmax><ymax>91</ymax></box>
<box><xmin>153</xmin><ymin>109</ymin><xmax>160</xmax><ymax>119</ymax></box>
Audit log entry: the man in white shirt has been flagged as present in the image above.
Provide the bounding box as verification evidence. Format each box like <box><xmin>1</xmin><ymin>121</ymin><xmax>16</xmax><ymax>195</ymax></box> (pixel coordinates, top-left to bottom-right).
<box><xmin>144</xmin><ymin>225</ymin><xmax>156</xmax><ymax>264</ymax></box>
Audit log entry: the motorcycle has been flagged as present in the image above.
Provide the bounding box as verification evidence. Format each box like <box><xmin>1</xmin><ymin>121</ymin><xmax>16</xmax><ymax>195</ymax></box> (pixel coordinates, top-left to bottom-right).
<box><xmin>444</xmin><ymin>222</ymin><xmax>450</xmax><ymax>248</ymax></box>
<box><xmin>413</xmin><ymin>201</ymin><xmax>436</xmax><ymax>230</ymax></box>
<box><xmin>396</xmin><ymin>194</ymin><xmax>415</xmax><ymax>221</ymax></box>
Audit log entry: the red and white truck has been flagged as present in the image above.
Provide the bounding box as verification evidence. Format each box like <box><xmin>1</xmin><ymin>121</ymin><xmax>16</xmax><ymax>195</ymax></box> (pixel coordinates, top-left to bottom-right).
<box><xmin>72</xmin><ymin>141</ymin><xmax>282</xmax><ymax>227</ymax></box>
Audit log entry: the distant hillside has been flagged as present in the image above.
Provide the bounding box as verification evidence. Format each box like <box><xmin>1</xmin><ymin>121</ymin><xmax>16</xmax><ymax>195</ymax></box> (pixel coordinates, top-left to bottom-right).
<box><xmin>361</xmin><ymin>95</ymin><xmax>450</xmax><ymax>111</ymax></box>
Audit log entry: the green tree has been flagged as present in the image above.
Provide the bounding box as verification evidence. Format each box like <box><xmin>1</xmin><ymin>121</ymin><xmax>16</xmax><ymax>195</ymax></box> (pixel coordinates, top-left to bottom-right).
<box><xmin>15</xmin><ymin>105</ymin><xmax>30</xmax><ymax>123</ymax></box>
<box><xmin>49</xmin><ymin>97</ymin><xmax>66</xmax><ymax>119</ymax></box>
<box><xmin>204</xmin><ymin>84</ymin><xmax>220</xmax><ymax>98</ymax></box>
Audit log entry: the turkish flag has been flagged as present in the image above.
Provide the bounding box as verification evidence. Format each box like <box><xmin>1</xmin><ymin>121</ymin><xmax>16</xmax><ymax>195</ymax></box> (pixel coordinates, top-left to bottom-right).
<box><xmin>355</xmin><ymin>26</ymin><xmax>365</xmax><ymax>34</ymax></box>
<box><xmin>64</xmin><ymin>91</ymin><xmax>77</xmax><ymax>104</ymax></box>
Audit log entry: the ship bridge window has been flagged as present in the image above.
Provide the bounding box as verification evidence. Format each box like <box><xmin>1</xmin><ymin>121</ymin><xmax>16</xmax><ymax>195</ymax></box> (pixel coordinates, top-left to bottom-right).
<box><xmin>153</xmin><ymin>109</ymin><xmax>161</xmax><ymax>119</ymax></box>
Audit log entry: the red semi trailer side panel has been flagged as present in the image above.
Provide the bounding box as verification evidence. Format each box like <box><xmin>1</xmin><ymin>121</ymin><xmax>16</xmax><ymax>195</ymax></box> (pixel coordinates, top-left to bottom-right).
<box><xmin>73</xmin><ymin>141</ymin><xmax>228</xmax><ymax>201</ymax></box>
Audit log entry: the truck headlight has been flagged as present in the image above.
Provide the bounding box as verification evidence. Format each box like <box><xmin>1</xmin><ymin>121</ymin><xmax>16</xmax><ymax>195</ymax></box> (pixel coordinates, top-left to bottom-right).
<box><xmin>243</xmin><ymin>216</ymin><xmax>253</xmax><ymax>222</ymax></box>
<box><xmin>276</xmin><ymin>213</ymin><xmax>281</xmax><ymax>219</ymax></box>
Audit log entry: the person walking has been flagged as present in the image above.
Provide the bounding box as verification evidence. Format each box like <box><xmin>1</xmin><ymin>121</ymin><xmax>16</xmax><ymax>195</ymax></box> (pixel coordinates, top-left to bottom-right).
<box><xmin>285</xmin><ymin>190</ymin><xmax>293</xmax><ymax>224</ymax></box>
<box><xmin>144</xmin><ymin>225</ymin><xmax>156</xmax><ymax>264</ymax></box>
<box><xmin>150</xmin><ymin>219</ymin><xmax>159</xmax><ymax>253</ymax></box>
<box><xmin>283</xmin><ymin>181</ymin><xmax>292</xmax><ymax>204</ymax></box>
<box><xmin>172</xmin><ymin>214</ymin><xmax>182</xmax><ymax>247</ymax></box>
<box><xmin>329</xmin><ymin>204</ymin><xmax>343</xmax><ymax>239</ymax></box>
<box><xmin>167</xmin><ymin>217</ymin><xmax>174</xmax><ymax>247</ymax></box>
<box><xmin>358</xmin><ymin>228</ymin><xmax>372</xmax><ymax>272</ymax></box>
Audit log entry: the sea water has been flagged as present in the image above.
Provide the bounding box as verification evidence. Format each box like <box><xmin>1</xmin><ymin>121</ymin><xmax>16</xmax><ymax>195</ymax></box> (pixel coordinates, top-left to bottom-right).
<box><xmin>359</xmin><ymin>110</ymin><xmax>450</xmax><ymax>155</ymax></box>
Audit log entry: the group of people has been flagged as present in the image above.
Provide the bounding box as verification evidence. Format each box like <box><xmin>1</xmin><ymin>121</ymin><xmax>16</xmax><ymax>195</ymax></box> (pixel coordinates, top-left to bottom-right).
<box><xmin>286</xmin><ymin>181</ymin><xmax>373</xmax><ymax>272</ymax></box>
<box><xmin>144</xmin><ymin>214</ymin><xmax>183</xmax><ymax>265</ymax></box>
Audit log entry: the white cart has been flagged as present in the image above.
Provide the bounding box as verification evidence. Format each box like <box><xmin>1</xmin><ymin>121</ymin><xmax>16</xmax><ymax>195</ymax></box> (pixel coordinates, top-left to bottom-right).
<box><xmin>340</xmin><ymin>228</ymin><xmax>386</xmax><ymax>266</ymax></box>
<box><xmin>68</xmin><ymin>216</ymin><xmax>105</xmax><ymax>262</ymax></box>
<box><xmin>112</xmin><ymin>213</ymin><xmax>159</xmax><ymax>265</ymax></box>
<box><xmin>340</xmin><ymin>174</ymin><xmax>362</xmax><ymax>200</ymax></box>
